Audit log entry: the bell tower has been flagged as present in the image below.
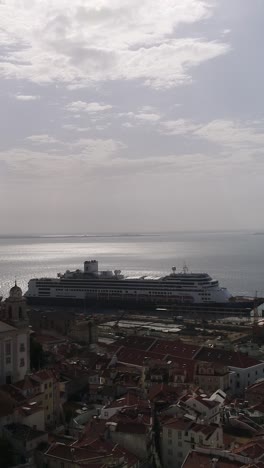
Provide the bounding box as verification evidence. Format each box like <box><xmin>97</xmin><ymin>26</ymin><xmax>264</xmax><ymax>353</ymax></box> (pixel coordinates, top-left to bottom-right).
<box><xmin>3</xmin><ymin>282</ymin><xmax>29</xmax><ymax>328</ymax></box>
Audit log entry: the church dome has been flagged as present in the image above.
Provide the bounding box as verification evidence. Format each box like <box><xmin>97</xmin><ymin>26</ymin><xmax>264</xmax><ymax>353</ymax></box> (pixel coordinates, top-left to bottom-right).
<box><xmin>9</xmin><ymin>282</ymin><xmax>22</xmax><ymax>298</ymax></box>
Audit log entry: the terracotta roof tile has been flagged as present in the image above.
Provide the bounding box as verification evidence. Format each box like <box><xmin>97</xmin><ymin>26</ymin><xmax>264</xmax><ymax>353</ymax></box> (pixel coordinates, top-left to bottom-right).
<box><xmin>104</xmin><ymin>392</ymin><xmax>146</xmax><ymax>410</ymax></box>
<box><xmin>5</xmin><ymin>423</ymin><xmax>46</xmax><ymax>441</ymax></box>
<box><xmin>163</xmin><ymin>417</ymin><xmax>218</xmax><ymax>439</ymax></box>
<box><xmin>116</xmin><ymin>346</ymin><xmax>165</xmax><ymax>367</ymax></box>
<box><xmin>233</xmin><ymin>440</ymin><xmax>264</xmax><ymax>459</ymax></box>
<box><xmin>195</xmin><ymin>348</ymin><xmax>262</xmax><ymax>369</ymax></box>
<box><xmin>115</xmin><ymin>336</ymin><xmax>156</xmax><ymax>351</ymax></box>
<box><xmin>0</xmin><ymin>384</ymin><xmax>26</xmax><ymax>404</ymax></box>
<box><xmin>247</xmin><ymin>379</ymin><xmax>264</xmax><ymax>392</ymax></box>
<box><xmin>149</xmin><ymin>339</ymin><xmax>200</xmax><ymax>359</ymax></box>
<box><xmin>183</xmin><ymin>450</ymin><xmax>242</xmax><ymax>468</ymax></box>
<box><xmin>148</xmin><ymin>383</ymin><xmax>181</xmax><ymax>402</ymax></box>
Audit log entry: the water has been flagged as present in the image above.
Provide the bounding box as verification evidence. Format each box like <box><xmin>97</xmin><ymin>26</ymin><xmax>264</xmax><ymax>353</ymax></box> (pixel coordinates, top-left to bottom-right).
<box><xmin>0</xmin><ymin>231</ymin><xmax>264</xmax><ymax>299</ymax></box>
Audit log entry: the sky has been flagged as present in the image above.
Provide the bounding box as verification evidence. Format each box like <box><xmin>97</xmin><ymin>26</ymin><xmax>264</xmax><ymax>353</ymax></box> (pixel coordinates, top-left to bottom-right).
<box><xmin>0</xmin><ymin>0</ymin><xmax>264</xmax><ymax>234</ymax></box>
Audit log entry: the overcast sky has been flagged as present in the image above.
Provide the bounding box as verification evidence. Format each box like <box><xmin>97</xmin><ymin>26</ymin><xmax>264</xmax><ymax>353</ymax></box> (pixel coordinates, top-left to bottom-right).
<box><xmin>0</xmin><ymin>0</ymin><xmax>263</xmax><ymax>234</ymax></box>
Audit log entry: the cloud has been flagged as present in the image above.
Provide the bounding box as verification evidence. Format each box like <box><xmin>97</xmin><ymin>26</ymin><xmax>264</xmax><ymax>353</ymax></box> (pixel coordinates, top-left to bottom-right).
<box><xmin>66</xmin><ymin>101</ymin><xmax>112</xmax><ymax>113</ymax></box>
<box><xmin>130</xmin><ymin>112</ymin><xmax>161</xmax><ymax>122</ymax></box>
<box><xmin>26</xmin><ymin>134</ymin><xmax>59</xmax><ymax>144</ymax></box>
<box><xmin>0</xmin><ymin>0</ymin><xmax>229</xmax><ymax>89</ymax></box>
<box><xmin>93</xmin><ymin>152</ymin><xmax>210</xmax><ymax>177</ymax></box>
<box><xmin>72</xmin><ymin>138</ymin><xmax>126</xmax><ymax>160</ymax></box>
<box><xmin>14</xmin><ymin>94</ymin><xmax>40</xmax><ymax>101</ymax></box>
<box><xmin>119</xmin><ymin>108</ymin><xmax>161</xmax><ymax>126</ymax></box>
<box><xmin>0</xmin><ymin>137</ymin><xmax>126</xmax><ymax>182</ymax></box>
<box><xmin>221</xmin><ymin>29</ymin><xmax>231</xmax><ymax>35</ymax></box>
<box><xmin>160</xmin><ymin>118</ymin><xmax>264</xmax><ymax>152</ymax></box>
<box><xmin>122</xmin><ymin>122</ymin><xmax>134</xmax><ymax>128</ymax></box>
<box><xmin>62</xmin><ymin>124</ymin><xmax>91</xmax><ymax>132</ymax></box>
<box><xmin>194</xmin><ymin>119</ymin><xmax>264</xmax><ymax>149</ymax></box>
<box><xmin>160</xmin><ymin>119</ymin><xmax>199</xmax><ymax>135</ymax></box>
<box><xmin>0</xmin><ymin>146</ymin><xmax>209</xmax><ymax>182</ymax></box>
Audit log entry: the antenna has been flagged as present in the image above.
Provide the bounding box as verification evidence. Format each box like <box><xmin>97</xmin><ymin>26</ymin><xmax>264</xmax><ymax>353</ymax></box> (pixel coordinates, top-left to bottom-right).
<box><xmin>183</xmin><ymin>263</ymin><xmax>188</xmax><ymax>274</ymax></box>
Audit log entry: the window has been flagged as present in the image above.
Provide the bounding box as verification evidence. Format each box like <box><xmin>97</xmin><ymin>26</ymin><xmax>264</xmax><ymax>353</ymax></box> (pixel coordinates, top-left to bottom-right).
<box><xmin>178</xmin><ymin>441</ymin><xmax>182</xmax><ymax>447</ymax></box>
<box><xmin>20</xmin><ymin>343</ymin><xmax>25</xmax><ymax>352</ymax></box>
<box><xmin>168</xmin><ymin>449</ymin><xmax>173</xmax><ymax>455</ymax></box>
<box><xmin>49</xmin><ymin>382</ymin><xmax>52</xmax><ymax>388</ymax></box>
<box><xmin>20</xmin><ymin>358</ymin><xmax>25</xmax><ymax>367</ymax></box>
<box><xmin>168</xmin><ymin>439</ymin><xmax>172</xmax><ymax>445</ymax></box>
<box><xmin>5</xmin><ymin>342</ymin><xmax>11</xmax><ymax>356</ymax></box>
<box><xmin>6</xmin><ymin>356</ymin><xmax>11</xmax><ymax>364</ymax></box>
<box><xmin>177</xmin><ymin>452</ymin><xmax>183</xmax><ymax>458</ymax></box>
<box><xmin>178</xmin><ymin>431</ymin><xmax>182</xmax><ymax>439</ymax></box>
<box><xmin>168</xmin><ymin>429</ymin><xmax>172</xmax><ymax>437</ymax></box>
<box><xmin>45</xmin><ymin>383</ymin><xmax>47</xmax><ymax>389</ymax></box>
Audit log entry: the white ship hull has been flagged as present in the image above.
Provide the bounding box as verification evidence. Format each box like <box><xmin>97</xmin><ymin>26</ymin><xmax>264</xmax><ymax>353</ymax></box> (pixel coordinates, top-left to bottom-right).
<box><xmin>25</xmin><ymin>259</ymin><xmax>232</xmax><ymax>306</ymax></box>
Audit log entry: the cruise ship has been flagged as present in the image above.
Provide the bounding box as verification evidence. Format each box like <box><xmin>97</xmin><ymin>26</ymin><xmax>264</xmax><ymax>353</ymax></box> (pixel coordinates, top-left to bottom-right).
<box><xmin>25</xmin><ymin>260</ymin><xmax>232</xmax><ymax>306</ymax></box>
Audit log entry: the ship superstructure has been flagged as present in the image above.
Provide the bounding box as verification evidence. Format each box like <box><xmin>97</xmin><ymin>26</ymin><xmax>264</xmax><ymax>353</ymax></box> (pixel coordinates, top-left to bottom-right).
<box><xmin>25</xmin><ymin>260</ymin><xmax>232</xmax><ymax>305</ymax></box>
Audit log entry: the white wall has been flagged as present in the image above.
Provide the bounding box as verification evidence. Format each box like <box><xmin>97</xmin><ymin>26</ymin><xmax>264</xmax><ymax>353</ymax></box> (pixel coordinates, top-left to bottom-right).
<box><xmin>100</xmin><ymin>405</ymin><xmax>121</xmax><ymax>420</ymax></box>
<box><xmin>162</xmin><ymin>425</ymin><xmax>223</xmax><ymax>468</ymax></box>
<box><xmin>110</xmin><ymin>430</ymin><xmax>149</xmax><ymax>460</ymax></box>
<box><xmin>17</xmin><ymin>332</ymin><xmax>29</xmax><ymax>381</ymax></box>
<box><xmin>185</xmin><ymin>398</ymin><xmax>221</xmax><ymax>424</ymax></box>
<box><xmin>22</xmin><ymin>409</ymin><xmax>45</xmax><ymax>431</ymax></box>
<box><xmin>229</xmin><ymin>362</ymin><xmax>264</xmax><ymax>395</ymax></box>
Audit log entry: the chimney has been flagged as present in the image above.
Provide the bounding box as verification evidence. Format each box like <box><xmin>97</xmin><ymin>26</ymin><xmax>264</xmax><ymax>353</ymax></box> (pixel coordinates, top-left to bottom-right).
<box><xmin>70</xmin><ymin>448</ymin><xmax>75</xmax><ymax>461</ymax></box>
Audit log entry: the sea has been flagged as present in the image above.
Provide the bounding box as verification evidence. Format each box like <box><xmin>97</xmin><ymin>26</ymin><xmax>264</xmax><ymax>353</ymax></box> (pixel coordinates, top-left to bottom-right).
<box><xmin>0</xmin><ymin>231</ymin><xmax>264</xmax><ymax>299</ymax></box>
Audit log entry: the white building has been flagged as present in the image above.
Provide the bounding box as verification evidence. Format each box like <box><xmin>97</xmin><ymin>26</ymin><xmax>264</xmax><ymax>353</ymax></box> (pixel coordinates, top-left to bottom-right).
<box><xmin>0</xmin><ymin>283</ymin><xmax>30</xmax><ymax>384</ymax></box>
<box><xmin>195</xmin><ymin>348</ymin><xmax>264</xmax><ymax>395</ymax></box>
<box><xmin>162</xmin><ymin>417</ymin><xmax>223</xmax><ymax>468</ymax></box>
<box><xmin>228</xmin><ymin>362</ymin><xmax>264</xmax><ymax>395</ymax></box>
<box><xmin>100</xmin><ymin>392</ymin><xmax>142</xmax><ymax>420</ymax></box>
<box><xmin>181</xmin><ymin>394</ymin><xmax>221</xmax><ymax>424</ymax></box>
